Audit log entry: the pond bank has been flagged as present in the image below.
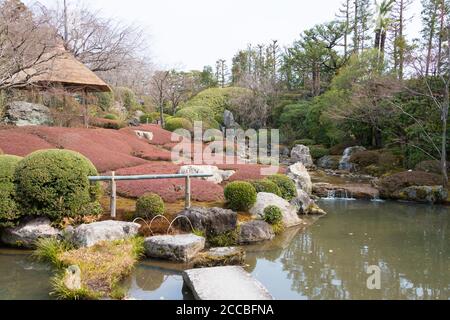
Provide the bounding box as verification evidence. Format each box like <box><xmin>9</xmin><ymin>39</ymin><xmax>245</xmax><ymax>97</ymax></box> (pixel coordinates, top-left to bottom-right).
<box><xmin>1</xmin><ymin>199</ymin><xmax>448</xmax><ymax>300</ymax></box>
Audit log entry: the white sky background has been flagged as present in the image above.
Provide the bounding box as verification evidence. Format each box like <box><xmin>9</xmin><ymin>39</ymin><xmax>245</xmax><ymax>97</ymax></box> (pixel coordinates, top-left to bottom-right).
<box><xmin>27</xmin><ymin>0</ymin><xmax>424</xmax><ymax>71</ymax></box>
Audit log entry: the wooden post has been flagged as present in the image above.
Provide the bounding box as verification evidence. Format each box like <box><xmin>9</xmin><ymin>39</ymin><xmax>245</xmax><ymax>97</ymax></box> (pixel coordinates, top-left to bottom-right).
<box><xmin>185</xmin><ymin>174</ymin><xmax>191</xmax><ymax>209</ymax></box>
<box><xmin>110</xmin><ymin>171</ymin><xmax>117</xmax><ymax>219</ymax></box>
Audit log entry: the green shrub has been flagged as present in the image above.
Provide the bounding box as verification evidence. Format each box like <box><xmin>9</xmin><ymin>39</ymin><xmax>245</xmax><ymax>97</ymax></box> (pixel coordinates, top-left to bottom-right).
<box><xmin>309</xmin><ymin>145</ymin><xmax>330</xmax><ymax>160</ymax></box>
<box><xmin>415</xmin><ymin>160</ymin><xmax>450</xmax><ymax>175</ymax></box>
<box><xmin>292</xmin><ymin>139</ymin><xmax>316</xmax><ymax>147</ymax></box>
<box><xmin>93</xmin><ymin>92</ymin><xmax>114</xmax><ymax>111</ymax></box>
<box><xmin>224</xmin><ymin>181</ymin><xmax>257</xmax><ymax>212</ymax></box>
<box><xmin>14</xmin><ymin>150</ymin><xmax>102</xmax><ymax>222</ymax></box>
<box><xmin>165</xmin><ymin>117</ymin><xmax>193</xmax><ymax>132</ymax></box>
<box><xmin>0</xmin><ymin>155</ymin><xmax>23</xmax><ymax>227</ymax></box>
<box><xmin>135</xmin><ymin>193</ymin><xmax>165</xmax><ymax>219</ymax></box>
<box><xmin>250</xmin><ymin>179</ymin><xmax>282</xmax><ymax>197</ymax></box>
<box><xmin>207</xmin><ymin>230</ymin><xmax>238</xmax><ymax>247</ymax></box>
<box><xmin>263</xmin><ymin>205</ymin><xmax>283</xmax><ymax>225</ymax></box>
<box><xmin>103</xmin><ymin>114</ymin><xmax>118</xmax><ymax>120</ymax></box>
<box><xmin>175</xmin><ymin>106</ymin><xmax>220</xmax><ymax>130</ymax></box>
<box><xmin>139</xmin><ymin>114</ymin><xmax>154</xmax><ymax>124</ymax></box>
<box><xmin>378</xmin><ymin>171</ymin><xmax>443</xmax><ymax>197</ymax></box>
<box><xmin>349</xmin><ymin>151</ymin><xmax>380</xmax><ymax>167</ymax></box>
<box><xmin>114</xmin><ymin>87</ymin><xmax>140</xmax><ymax>110</ymax></box>
<box><xmin>91</xmin><ymin>118</ymin><xmax>125</xmax><ymax>130</ymax></box>
<box><xmin>267</xmin><ymin>174</ymin><xmax>297</xmax><ymax>201</ymax></box>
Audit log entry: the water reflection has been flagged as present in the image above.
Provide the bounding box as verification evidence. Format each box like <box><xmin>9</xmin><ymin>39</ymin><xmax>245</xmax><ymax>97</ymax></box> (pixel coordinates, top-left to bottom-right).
<box><xmin>247</xmin><ymin>200</ymin><xmax>449</xmax><ymax>300</ymax></box>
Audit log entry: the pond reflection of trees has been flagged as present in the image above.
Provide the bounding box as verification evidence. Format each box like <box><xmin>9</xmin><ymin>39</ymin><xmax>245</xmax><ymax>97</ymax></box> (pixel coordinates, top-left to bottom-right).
<box><xmin>248</xmin><ymin>201</ymin><xmax>449</xmax><ymax>300</ymax></box>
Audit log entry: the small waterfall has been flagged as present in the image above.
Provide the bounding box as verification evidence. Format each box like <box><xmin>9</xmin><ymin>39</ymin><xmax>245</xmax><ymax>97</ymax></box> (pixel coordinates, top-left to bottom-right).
<box><xmin>339</xmin><ymin>146</ymin><xmax>366</xmax><ymax>171</ymax></box>
<box><xmin>323</xmin><ymin>189</ymin><xmax>356</xmax><ymax>201</ymax></box>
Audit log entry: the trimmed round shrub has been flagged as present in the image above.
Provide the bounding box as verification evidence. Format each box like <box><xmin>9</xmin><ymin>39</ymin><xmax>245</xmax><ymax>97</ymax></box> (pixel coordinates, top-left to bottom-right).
<box><xmin>350</xmin><ymin>151</ymin><xmax>380</xmax><ymax>167</ymax></box>
<box><xmin>309</xmin><ymin>145</ymin><xmax>330</xmax><ymax>160</ymax></box>
<box><xmin>175</xmin><ymin>106</ymin><xmax>220</xmax><ymax>130</ymax></box>
<box><xmin>378</xmin><ymin>171</ymin><xmax>443</xmax><ymax>197</ymax></box>
<box><xmin>224</xmin><ymin>181</ymin><xmax>257</xmax><ymax>212</ymax></box>
<box><xmin>250</xmin><ymin>179</ymin><xmax>282</xmax><ymax>197</ymax></box>
<box><xmin>0</xmin><ymin>155</ymin><xmax>23</xmax><ymax>227</ymax></box>
<box><xmin>103</xmin><ymin>114</ymin><xmax>118</xmax><ymax>120</ymax></box>
<box><xmin>14</xmin><ymin>150</ymin><xmax>102</xmax><ymax>222</ymax></box>
<box><xmin>263</xmin><ymin>205</ymin><xmax>283</xmax><ymax>225</ymax></box>
<box><xmin>135</xmin><ymin>193</ymin><xmax>165</xmax><ymax>219</ymax></box>
<box><xmin>165</xmin><ymin>117</ymin><xmax>193</xmax><ymax>132</ymax></box>
<box><xmin>415</xmin><ymin>160</ymin><xmax>450</xmax><ymax>175</ymax></box>
<box><xmin>267</xmin><ymin>174</ymin><xmax>297</xmax><ymax>201</ymax></box>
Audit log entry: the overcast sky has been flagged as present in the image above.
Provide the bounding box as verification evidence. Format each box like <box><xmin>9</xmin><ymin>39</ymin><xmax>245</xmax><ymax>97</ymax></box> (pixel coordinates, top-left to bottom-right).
<box><xmin>29</xmin><ymin>0</ymin><xmax>423</xmax><ymax>71</ymax></box>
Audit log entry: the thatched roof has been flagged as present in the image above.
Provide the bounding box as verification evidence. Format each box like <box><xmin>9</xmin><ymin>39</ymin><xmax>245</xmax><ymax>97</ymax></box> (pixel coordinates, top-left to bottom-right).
<box><xmin>31</xmin><ymin>50</ymin><xmax>111</xmax><ymax>92</ymax></box>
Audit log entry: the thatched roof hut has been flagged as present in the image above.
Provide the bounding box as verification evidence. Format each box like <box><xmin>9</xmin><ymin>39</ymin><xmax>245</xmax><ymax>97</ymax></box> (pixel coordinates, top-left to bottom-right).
<box><xmin>30</xmin><ymin>50</ymin><xmax>112</xmax><ymax>93</ymax></box>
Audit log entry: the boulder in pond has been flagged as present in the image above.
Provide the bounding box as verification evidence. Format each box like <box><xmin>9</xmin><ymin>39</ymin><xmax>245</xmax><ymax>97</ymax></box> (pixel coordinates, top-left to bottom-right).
<box><xmin>1</xmin><ymin>217</ymin><xmax>61</xmax><ymax>249</ymax></box>
<box><xmin>290</xmin><ymin>145</ymin><xmax>314</xmax><ymax>167</ymax></box>
<box><xmin>177</xmin><ymin>207</ymin><xmax>237</xmax><ymax>237</ymax></box>
<box><xmin>144</xmin><ymin>234</ymin><xmax>205</xmax><ymax>262</ymax></box>
<box><xmin>392</xmin><ymin>186</ymin><xmax>448</xmax><ymax>204</ymax></box>
<box><xmin>2</xmin><ymin>101</ymin><xmax>52</xmax><ymax>127</ymax></box>
<box><xmin>286</xmin><ymin>162</ymin><xmax>313</xmax><ymax>195</ymax></box>
<box><xmin>238</xmin><ymin>221</ymin><xmax>275</xmax><ymax>244</ymax></box>
<box><xmin>65</xmin><ymin>220</ymin><xmax>140</xmax><ymax>248</ymax></box>
<box><xmin>249</xmin><ymin>193</ymin><xmax>302</xmax><ymax>228</ymax></box>
<box><xmin>291</xmin><ymin>190</ymin><xmax>327</xmax><ymax>216</ymax></box>
<box><xmin>192</xmin><ymin>247</ymin><xmax>245</xmax><ymax>268</ymax></box>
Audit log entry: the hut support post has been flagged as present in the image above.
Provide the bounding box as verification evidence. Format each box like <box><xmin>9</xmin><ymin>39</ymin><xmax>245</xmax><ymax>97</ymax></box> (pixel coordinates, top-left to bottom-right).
<box><xmin>185</xmin><ymin>174</ymin><xmax>191</xmax><ymax>209</ymax></box>
<box><xmin>110</xmin><ymin>171</ymin><xmax>117</xmax><ymax>219</ymax></box>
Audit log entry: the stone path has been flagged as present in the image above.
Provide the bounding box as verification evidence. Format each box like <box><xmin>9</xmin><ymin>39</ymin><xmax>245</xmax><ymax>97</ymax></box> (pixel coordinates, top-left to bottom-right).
<box><xmin>183</xmin><ymin>266</ymin><xmax>273</xmax><ymax>300</ymax></box>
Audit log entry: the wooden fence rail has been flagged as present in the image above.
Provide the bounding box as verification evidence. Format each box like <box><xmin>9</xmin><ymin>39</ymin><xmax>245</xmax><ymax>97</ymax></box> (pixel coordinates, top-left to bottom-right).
<box><xmin>88</xmin><ymin>172</ymin><xmax>213</xmax><ymax>218</ymax></box>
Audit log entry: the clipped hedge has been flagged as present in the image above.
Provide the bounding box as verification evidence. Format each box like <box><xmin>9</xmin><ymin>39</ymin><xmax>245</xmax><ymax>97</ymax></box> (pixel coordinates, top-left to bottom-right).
<box><xmin>175</xmin><ymin>106</ymin><xmax>220</xmax><ymax>130</ymax></box>
<box><xmin>250</xmin><ymin>179</ymin><xmax>282</xmax><ymax>197</ymax></box>
<box><xmin>103</xmin><ymin>114</ymin><xmax>118</xmax><ymax>120</ymax></box>
<box><xmin>267</xmin><ymin>174</ymin><xmax>297</xmax><ymax>201</ymax></box>
<box><xmin>139</xmin><ymin>114</ymin><xmax>154</xmax><ymax>124</ymax></box>
<box><xmin>224</xmin><ymin>181</ymin><xmax>257</xmax><ymax>212</ymax></box>
<box><xmin>0</xmin><ymin>155</ymin><xmax>23</xmax><ymax>227</ymax></box>
<box><xmin>415</xmin><ymin>160</ymin><xmax>450</xmax><ymax>176</ymax></box>
<box><xmin>350</xmin><ymin>151</ymin><xmax>380</xmax><ymax>167</ymax></box>
<box><xmin>309</xmin><ymin>145</ymin><xmax>330</xmax><ymax>160</ymax></box>
<box><xmin>378</xmin><ymin>171</ymin><xmax>443</xmax><ymax>196</ymax></box>
<box><xmin>14</xmin><ymin>150</ymin><xmax>102</xmax><ymax>222</ymax></box>
<box><xmin>165</xmin><ymin>117</ymin><xmax>193</xmax><ymax>132</ymax></box>
<box><xmin>263</xmin><ymin>205</ymin><xmax>283</xmax><ymax>225</ymax></box>
<box><xmin>135</xmin><ymin>193</ymin><xmax>165</xmax><ymax>219</ymax></box>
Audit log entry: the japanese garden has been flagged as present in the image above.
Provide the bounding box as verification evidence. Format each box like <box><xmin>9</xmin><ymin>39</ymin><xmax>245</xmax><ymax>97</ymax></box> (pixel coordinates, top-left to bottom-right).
<box><xmin>0</xmin><ymin>0</ymin><xmax>448</xmax><ymax>301</ymax></box>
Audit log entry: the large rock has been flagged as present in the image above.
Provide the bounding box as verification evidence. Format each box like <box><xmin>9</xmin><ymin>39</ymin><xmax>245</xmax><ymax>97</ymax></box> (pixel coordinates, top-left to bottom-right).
<box><xmin>250</xmin><ymin>193</ymin><xmax>302</xmax><ymax>228</ymax></box>
<box><xmin>291</xmin><ymin>189</ymin><xmax>327</xmax><ymax>216</ymax></box>
<box><xmin>290</xmin><ymin>145</ymin><xmax>314</xmax><ymax>167</ymax></box>
<box><xmin>313</xmin><ymin>182</ymin><xmax>379</xmax><ymax>200</ymax></box>
<box><xmin>1</xmin><ymin>218</ymin><xmax>61</xmax><ymax>249</ymax></box>
<box><xmin>178</xmin><ymin>165</ymin><xmax>235</xmax><ymax>184</ymax></box>
<box><xmin>392</xmin><ymin>186</ymin><xmax>448</xmax><ymax>204</ymax></box>
<box><xmin>339</xmin><ymin>146</ymin><xmax>366</xmax><ymax>171</ymax></box>
<box><xmin>317</xmin><ymin>155</ymin><xmax>341</xmax><ymax>170</ymax></box>
<box><xmin>2</xmin><ymin>101</ymin><xmax>52</xmax><ymax>127</ymax></box>
<box><xmin>192</xmin><ymin>247</ymin><xmax>245</xmax><ymax>268</ymax></box>
<box><xmin>144</xmin><ymin>234</ymin><xmax>205</xmax><ymax>262</ymax></box>
<box><xmin>238</xmin><ymin>221</ymin><xmax>275</xmax><ymax>244</ymax></box>
<box><xmin>183</xmin><ymin>266</ymin><xmax>273</xmax><ymax>300</ymax></box>
<box><xmin>65</xmin><ymin>220</ymin><xmax>140</xmax><ymax>248</ymax></box>
<box><xmin>286</xmin><ymin>162</ymin><xmax>313</xmax><ymax>195</ymax></box>
<box><xmin>177</xmin><ymin>207</ymin><xmax>237</xmax><ymax>237</ymax></box>
<box><xmin>223</xmin><ymin>110</ymin><xmax>240</xmax><ymax>129</ymax></box>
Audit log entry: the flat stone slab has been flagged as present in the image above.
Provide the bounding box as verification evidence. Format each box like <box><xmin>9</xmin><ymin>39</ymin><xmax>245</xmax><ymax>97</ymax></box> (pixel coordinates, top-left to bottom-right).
<box><xmin>183</xmin><ymin>266</ymin><xmax>273</xmax><ymax>300</ymax></box>
<box><xmin>144</xmin><ymin>234</ymin><xmax>205</xmax><ymax>262</ymax></box>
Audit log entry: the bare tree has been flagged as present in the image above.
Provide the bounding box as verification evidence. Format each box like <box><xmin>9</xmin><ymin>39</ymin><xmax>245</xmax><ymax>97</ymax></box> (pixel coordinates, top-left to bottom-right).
<box><xmin>165</xmin><ymin>71</ymin><xmax>195</xmax><ymax>115</ymax></box>
<box><xmin>149</xmin><ymin>70</ymin><xmax>169</xmax><ymax>127</ymax></box>
<box><xmin>0</xmin><ymin>0</ymin><xmax>59</xmax><ymax>90</ymax></box>
<box><xmin>48</xmin><ymin>0</ymin><xmax>148</xmax><ymax>73</ymax></box>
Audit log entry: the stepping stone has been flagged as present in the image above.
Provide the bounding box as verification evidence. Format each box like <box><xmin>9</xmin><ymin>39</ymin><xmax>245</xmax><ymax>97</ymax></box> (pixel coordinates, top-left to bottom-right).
<box><xmin>183</xmin><ymin>266</ymin><xmax>273</xmax><ymax>300</ymax></box>
<box><xmin>144</xmin><ymin>234</ymin><xmax>205</xmax><ymax>262</ymax></box>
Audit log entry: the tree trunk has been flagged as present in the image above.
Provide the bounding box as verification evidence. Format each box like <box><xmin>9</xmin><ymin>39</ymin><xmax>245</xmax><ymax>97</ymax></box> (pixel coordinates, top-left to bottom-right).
<box><xmin>398</xmin><ymin>0</ymin><xmax>404</xmax><ymax>80</ymax></box>
<box><xmin>426</xmin><ymin>1</ymin><xmax>438</xmax><ymax>77</ymax></box>
<box><xmin>353</xmin><ymin>0</ymin><xmax>359</xmax><ymax>54</ymax></box>
<box><xmin>437</xmin><ymin>0</ymin><xmax>445</xmax><ymax>75</ymax></box>
<box><xmin>442</xmin><ymin>84</ymin><xmax>448</xmax><ymax>187</ymax></box>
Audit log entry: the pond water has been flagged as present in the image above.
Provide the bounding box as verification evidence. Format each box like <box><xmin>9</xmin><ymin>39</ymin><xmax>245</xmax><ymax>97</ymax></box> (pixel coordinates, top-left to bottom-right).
<box><xmin>0</xmin><ymin>200</ymin><xmax>449</xmax><ymax>300</ymax></box>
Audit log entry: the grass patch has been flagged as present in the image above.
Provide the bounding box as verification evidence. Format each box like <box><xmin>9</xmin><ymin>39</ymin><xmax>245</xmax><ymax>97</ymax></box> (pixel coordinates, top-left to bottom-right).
<box><xmin>35</xmin><ymin>237</ymin><xmax>145</xmax><ymax>300</ymax></box>
<box><xmin>207</xmin><ymin>230</ymin><xmax>238</xmax><ymax>247</ymax></box>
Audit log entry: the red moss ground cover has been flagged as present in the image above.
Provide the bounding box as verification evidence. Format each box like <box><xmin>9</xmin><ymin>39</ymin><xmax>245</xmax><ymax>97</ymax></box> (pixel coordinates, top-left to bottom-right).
<box><xmin>0</xmin><ymin>129</ymin><xmax>55</xmax><ymax>156</ymax></box>
<box><xmin>120</xmin><ymin>124</ymin><xmax>177</xmax><ymax>146</ymax></box>
<box><xmin>115</xmin><ymin>162</ymin><xmax>224</xmax><ymax>203</ymax></box>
